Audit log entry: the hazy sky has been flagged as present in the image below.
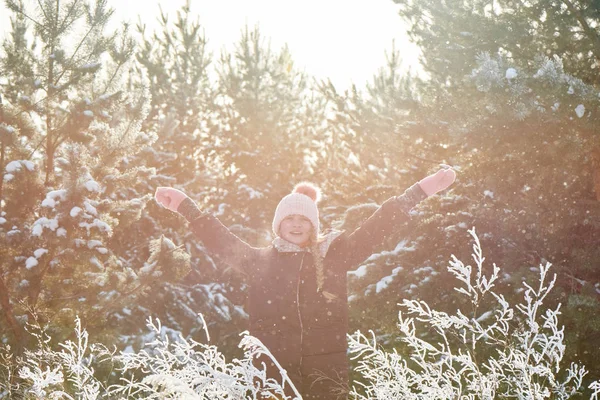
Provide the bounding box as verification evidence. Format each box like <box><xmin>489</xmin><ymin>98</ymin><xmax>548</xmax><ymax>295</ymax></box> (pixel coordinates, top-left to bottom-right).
<box><xmin>1</xmin><ymin>0</ymin><xmax>419</xmax><ymax>89</ymax></box>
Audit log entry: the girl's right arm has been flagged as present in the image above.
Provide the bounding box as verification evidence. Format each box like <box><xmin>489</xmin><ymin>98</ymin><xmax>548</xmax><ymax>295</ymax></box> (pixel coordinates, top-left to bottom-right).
<box><xmin>155</xmin><ymin>187</ymin><xmax>256</xmax><ymax>271</ymax></box>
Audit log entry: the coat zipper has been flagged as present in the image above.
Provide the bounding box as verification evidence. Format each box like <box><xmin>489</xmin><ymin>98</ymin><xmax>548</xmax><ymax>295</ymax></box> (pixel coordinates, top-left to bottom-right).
<box><xmin>296</xmin><ymin>253</ymin><xmax>306</xmax><ymax>375</ymax></box>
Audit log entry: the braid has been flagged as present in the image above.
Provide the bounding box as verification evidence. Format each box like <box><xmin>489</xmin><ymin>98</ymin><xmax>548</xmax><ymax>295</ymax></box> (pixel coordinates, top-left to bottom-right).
<box><xmin>310</xmin><ymin>232</ymin><xmax>325</xmax><ymax>292</ymax></box>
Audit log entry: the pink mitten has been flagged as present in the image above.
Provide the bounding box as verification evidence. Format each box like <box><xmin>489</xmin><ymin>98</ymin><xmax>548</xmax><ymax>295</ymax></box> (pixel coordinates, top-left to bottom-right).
<box><xmin>418</xmin><ymin>168</ymin><xmax>456</xmax><ymax>197</ymax></box>
<box><xmin>155</xmin><ymin>187</ymin><xmax>188</xmax><ymax>212</ymax></box>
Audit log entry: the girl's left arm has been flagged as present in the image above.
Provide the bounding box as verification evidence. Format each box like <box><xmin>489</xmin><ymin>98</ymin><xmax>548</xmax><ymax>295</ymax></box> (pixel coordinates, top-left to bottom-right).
<box><xmin>340</xmin><ymin>168</ymin><xmax>456</xmax><ymax>268</ymax></box>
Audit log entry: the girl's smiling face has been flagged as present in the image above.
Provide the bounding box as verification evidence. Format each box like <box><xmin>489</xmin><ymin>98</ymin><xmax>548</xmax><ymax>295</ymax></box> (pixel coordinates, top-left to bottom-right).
<box><xmin>279</xmin><ymin>214</ymin><xmax>313</xmax><ymax>247</ymax></box>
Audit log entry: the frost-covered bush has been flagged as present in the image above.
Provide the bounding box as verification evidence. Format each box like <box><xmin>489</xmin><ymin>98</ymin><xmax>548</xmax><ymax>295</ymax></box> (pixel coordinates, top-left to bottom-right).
<box><xmin>1</xmin><ymin>317</ymin><xmax>111</xmax><ymax>399</ymax></box>
<box><xmin>1</xmin><ymin>316</ymin><xmax>300</xmax><ymax>399</ymax></box>
<box><xmin>110</xmin><ymin>316</ymin><xmax>300</xmax><ymax>399</ymax></box>
<box><xmin>348</xmin><ymin>228</ymin><xmax>600</xmax><ymax>399</ymax></box>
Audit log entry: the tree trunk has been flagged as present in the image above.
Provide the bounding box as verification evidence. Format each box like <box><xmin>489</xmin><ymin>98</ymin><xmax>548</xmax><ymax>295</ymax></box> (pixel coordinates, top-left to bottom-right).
<box><xmin>0</xmin><ymin>95</ymin><xmax>5</xmax><ymax>212</ymax></box>
<box><xmin>45</xmin><ymin>140</ymin><xmax>54</xmax><ymax>186</ymax></box>
<box><xmin>45</xmin><ymin>48</ymin><xmax>55</xmax><ymax>186</ymax></box>
<box><xmin>592</xmin><ymin>146</ymin><xmax>600</xmax><ymax>201</ymax></box>
<box><xmin>0</xmin><ymin>274</ymin><xmax>24</xmax><ymax>350</ymax></box>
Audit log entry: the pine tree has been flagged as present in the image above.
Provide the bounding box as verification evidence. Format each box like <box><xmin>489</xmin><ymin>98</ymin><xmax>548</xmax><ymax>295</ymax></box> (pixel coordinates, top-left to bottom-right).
<box><xmin>0</xmin><ymin>0</ymin><xmax>184</xmax><ymax>351</ymax></box>
<box><xmin>375</xmin><ymin>0</ymin><xmax>600</xmax><ymax>381</ymax></box>
<box><xmin>395</xmin><ymin>0</ymin><xmax>600</xmax><ymax>87</ymax></box>
<box><xmin>212</xmin><ymin>25</ymin><xmax>322</xmax><ymax>237</ymax></box>
<box><xmin>135</xmin><ymin>2</ymin><xmax>215</xmax><ymax>185</ymax></box>
<box><xmin>112</xmin><ymin>3</ymin><xmax>248</xmax><ymax>353</ymax></box>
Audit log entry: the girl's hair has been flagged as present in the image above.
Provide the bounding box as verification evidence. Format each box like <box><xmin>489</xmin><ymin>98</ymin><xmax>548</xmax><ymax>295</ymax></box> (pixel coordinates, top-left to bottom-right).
<box><xmin>309</xmin><ymin>231</ymin><xmax>325</xmax><ymax>291</ymax></box>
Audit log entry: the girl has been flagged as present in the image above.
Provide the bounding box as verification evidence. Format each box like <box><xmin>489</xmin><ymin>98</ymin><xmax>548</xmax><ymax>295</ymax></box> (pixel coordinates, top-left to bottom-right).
<box><xmin>155</xmin><ymin>168</ymin><xmax>456</xmax><ymax>399</ymax></box>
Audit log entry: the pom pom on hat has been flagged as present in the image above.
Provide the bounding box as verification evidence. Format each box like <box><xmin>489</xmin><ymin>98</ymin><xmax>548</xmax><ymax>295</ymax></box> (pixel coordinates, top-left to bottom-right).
<box><xmin>293</xmin><ymin>182</ymin><xmax>321</xmax><ymax>203</ymax></box>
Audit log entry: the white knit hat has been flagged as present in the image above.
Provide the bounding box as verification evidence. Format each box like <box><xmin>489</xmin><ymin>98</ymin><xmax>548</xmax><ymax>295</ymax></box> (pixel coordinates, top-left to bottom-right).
<box><xmin>272</xmin><ymin>182</ymin><xmax>321</xmax><ymax>236</ymax></box>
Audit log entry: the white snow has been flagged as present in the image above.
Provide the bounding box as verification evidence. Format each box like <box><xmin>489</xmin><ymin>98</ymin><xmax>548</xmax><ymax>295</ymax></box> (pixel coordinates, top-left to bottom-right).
<box><xmin>22</xmin><ymin>160</ymin><xmax>35</xmax><ymax>171</ymax></box>
<box><xmin>84</xmin><ymin>180</ymin><xmax>100</xmax><ymax>192</ymax></box>
<box><xmin>90</xmin><ymin>257</ymin><xmax>103</xmax><ymax>270</ymax></box>
<box><xmin>70</xmin><ymin>207</ymin><xmax>82</xmax><ymax>217</ymax></box>
<box><xmin>32</xmin><ymin>223</ymin><xmax>47</xmax><ymax>236</ymax></box>
<box><xmin>96</xmin><ymin>247</ymin><xmax>108</xmax><ymax>254</ymax></box>
<box><xmin>484</xmin><ymin>190</ymin><xmax>494</xmax><ymax>199</ymax></box>
<box><xmin>238</xmin><ymin>184</ymin><xmax>264</xmax><ymax>200</ymax></box>
<box><xmin>348</xmin><ymin>152</ymin><xmax>361</xmax><ymax>167</ymax></box>
<box><xmin>0</xmin><ymin>217</ymin><xmax>6</xmax><ymax>225</ymax></box>
<box><xmin>5</xmin><ymin>160</ymin><xmax>35</xmax><ymax>173</ymax></box>
<box><xmin>392</xmin><ymin>266</ymin><xmax>404</xmax><ymax>275</ymax></box>
<box><xmin>79</xmin><ymin>219</ymin><xmax>112</xmax><ymax>235</ymax></box>
<box><xmin>56</xmin><ymin>228</ymin><xmax>67</xmax><ymax>237</ymax></box>
<box><xmin>505</xmin><ymin>68</ymin><xmax>517</xmax><ymax>80</ymax></box>
<box><xmin>349</xmin><ymin>264</ymin><xmax>368</xmax><ymax>278</ymax></box>
<box><xmin>34</xmin><ymin>248</ymin><xmax>48</xmax><ymax>258</ymax></box>
<box><xmin>41</xmin><ymin>198</ymin><xmax>57</xmax><ymax>208</ymax></box>
<box><xmin>4</xmin><ymin>174</ymin><xmax>14</xmax><ymax>182</ymax></box>
<box><xmin>25</xmin><ymin>257</ymin><xmax>38</xmax><ymax>269</ymax></box>
<box><xmin>6</xmin><ymin>161</ymin><xmax>22</xmax><ymax>173</ymax></box>
<box><xmin>7</xmin><ymin>228</ymin><xmax>20</xmax><ymax>237</ymax></box>
<box><xmin>375</xmin><ymin>276</ymin><xmax>393</xmax><ymax>294</ymax></box>
<box><xmin>81</xmin><ymin>62</ymin><xmax>101</xmax><ymax>70</ymax></box>
<box><xmin>47</xmin><ymin>190</ymin><xmax>67</xmax><ymax>202</ymax></box>
<box><xmin>87</xmin><ymin>240</ymin><xmax>103</xmax><ymax>249</ymax></box>
<box><xmin>83</xmin><ymin>110</ymin><xmax>94</xmax><ymax>117</ymax></box>
<box><xmin>567</xmin><ymin>86</ymin><xmax>574</xmax><ymax>94</ymax></box>
<box><xmin>42</xmin><ymin>189</ymin><xmax>67</xmax><ymax>208</ymax></box>
<box><xmin>575</xmin><ymin>104</ymin><xmax>585</xmax><ymax>118</ymax></box>
<box><xmin>364</xmin><ymin>239</ymin><xmax>416</xmax><ymax>263</ymax></box>
<box><xmin>84</xmin><ymin>201</ymin><xmax>98</xmax><ymax>215</ymax></box>
<box><xmin>32</xmin><ymin>217</ymin><xmax>59</xmax><ymax>236</ymax></box>
<box><xmin>368</xmin><ymin>266</ymin><xmax>406</xmax><ymax>295</ymax></box>
<box><xmin>0</xmin><ymin>124</ymin><xmax>15</xmax><ymax>134</ymax></box>
<box><xmin>414</xmin><ymin>266</ymin><xmax>434</xmax><ymax>274</ymax></box>
<box><xmin>476</xmin><ymin>310</ymin><xmax>494</xmax><ymax>322</ymax></box>
<box><xmin>551</xmin><ymin>102</ymin><xmax>560</xmax><ymax>112</ymax></box>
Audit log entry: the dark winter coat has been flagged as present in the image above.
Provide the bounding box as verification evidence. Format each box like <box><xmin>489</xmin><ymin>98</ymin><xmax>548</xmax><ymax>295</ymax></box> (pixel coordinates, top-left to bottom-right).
<box><xmin>179</xmin><ymin>186</ymin><xmax>426</xmax><ymax>399</ymax></box>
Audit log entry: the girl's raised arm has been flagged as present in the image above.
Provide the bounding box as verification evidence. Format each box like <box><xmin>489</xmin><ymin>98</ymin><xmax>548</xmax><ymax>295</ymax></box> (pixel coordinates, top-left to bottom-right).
<box><xmin>342</xmin><ymin>169</ymin><xmax>456</xmax><ymax>267</ymax></box>
<box><xmin>155</xmin><ymin>187</ymin><xmax>258</xmax><ymax>272</ymax></box>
